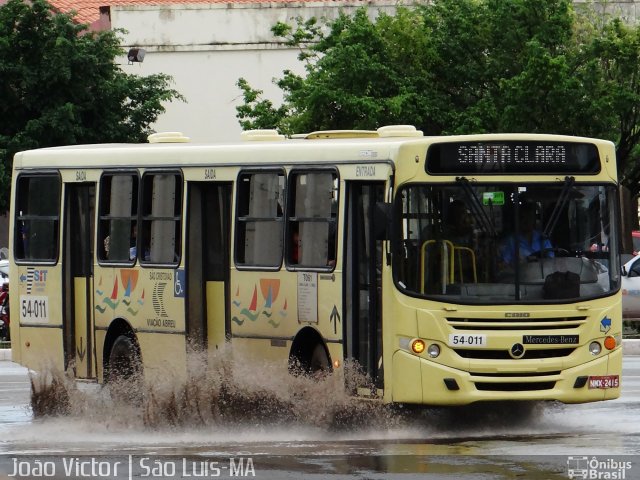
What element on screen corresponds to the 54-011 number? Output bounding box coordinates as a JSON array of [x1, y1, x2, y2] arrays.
[[448, 334, 487, 347], [19, 295, 49, 323]]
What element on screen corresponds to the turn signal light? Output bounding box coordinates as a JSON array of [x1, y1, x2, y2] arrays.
[[604, 336, 616, 350], [411, 339, 426, 354], [333, 359, 341, 369]]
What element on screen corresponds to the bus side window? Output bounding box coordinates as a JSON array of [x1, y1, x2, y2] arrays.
[[98, 173, 138, 263], [235, 171, 285, 268], [14, 174, 61, 262], [140, 172, 182, 265], [287, 170, 338, 269]]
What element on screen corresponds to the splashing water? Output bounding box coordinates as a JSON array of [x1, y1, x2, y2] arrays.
[[28, 350, 398, 433], [20, 351, 637, 455]]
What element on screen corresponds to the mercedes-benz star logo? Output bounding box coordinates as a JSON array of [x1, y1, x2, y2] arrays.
[[510, 343, 525, 359]]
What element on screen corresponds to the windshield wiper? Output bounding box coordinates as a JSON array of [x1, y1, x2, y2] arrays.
[[542, 176, 575, 239], [456, 177, 497, 238]]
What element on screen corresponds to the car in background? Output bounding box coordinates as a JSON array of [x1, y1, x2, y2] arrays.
[[622, 254, 640, 320], [633, 231, 640, 256]]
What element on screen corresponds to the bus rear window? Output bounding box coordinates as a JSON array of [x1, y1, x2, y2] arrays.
[[14, 174, 61, 262]]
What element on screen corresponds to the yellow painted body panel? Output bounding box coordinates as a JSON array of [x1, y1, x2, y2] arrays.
[[73, 277, 93, 378], [391, 351, 423, 403], [15, 328, 65, 373], [206, 281, 227, 352], [12, 264, 65, 372], [137, 332, 187, 384]]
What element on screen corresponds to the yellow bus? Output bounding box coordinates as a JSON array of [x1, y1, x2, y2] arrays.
[[9, 126, 622, 405]]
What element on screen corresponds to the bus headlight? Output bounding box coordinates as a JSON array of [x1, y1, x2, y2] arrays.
[[427, 344, 441, 358], [589, 341, 601, 356], [411, 339, 426, 354]]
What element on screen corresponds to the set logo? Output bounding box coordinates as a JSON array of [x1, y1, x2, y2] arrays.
[[19, 268, 49, 294]]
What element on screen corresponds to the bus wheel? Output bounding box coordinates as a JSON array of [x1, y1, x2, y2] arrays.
[[107, 334, 142, 403], [309, 343, 330, 376]]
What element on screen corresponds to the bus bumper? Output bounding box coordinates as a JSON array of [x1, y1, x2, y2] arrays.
[[391, 347, 622, 405]]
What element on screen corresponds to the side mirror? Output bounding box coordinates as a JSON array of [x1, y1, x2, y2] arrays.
[[622, 266, 628, 277], [373, 202, 392, 240]]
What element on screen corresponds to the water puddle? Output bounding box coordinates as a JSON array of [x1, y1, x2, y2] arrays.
[[1, 352, 636, 456]]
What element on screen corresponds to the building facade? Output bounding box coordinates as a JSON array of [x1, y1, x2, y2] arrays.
[[109, 1, 398, 142]]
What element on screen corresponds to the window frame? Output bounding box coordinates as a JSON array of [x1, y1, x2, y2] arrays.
[[139, 169, 184, 268], [234, 168, 286, 271], [285, 167, 340, 272], [13, 171, 62, 265], [97, 170, 140, 266]]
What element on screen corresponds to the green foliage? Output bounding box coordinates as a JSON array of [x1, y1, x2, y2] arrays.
[[0, 0, 182, 210], [236, 0, 640, 196]]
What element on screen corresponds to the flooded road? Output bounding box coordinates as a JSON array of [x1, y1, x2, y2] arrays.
[[0, 357, 638, 479]]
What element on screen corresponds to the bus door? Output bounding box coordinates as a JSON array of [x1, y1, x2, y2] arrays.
[[345, 182, 385, 389], [185, 182, 232, 352], [63, 183, 96, 378]]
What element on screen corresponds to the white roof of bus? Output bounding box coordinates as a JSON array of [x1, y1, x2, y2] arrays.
[[12, 130, 614, 170], [12, 136, 418, 169]]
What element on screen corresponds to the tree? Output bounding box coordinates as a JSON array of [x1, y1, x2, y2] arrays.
[[586, 18, 640, 192], [0, 0, 183, 210], [235, 0, 640, 197]]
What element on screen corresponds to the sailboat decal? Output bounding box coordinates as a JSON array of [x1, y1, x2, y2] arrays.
[[233, 285, 241, 307], [240, 285, 259, 321], [249, 286, 257, 311], [280, 298, 288, 318], [265, 286, 272, 308], [100, 278, 119, 310], [96, 276, 104, 296]]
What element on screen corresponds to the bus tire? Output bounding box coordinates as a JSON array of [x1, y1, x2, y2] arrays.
[[107, 334, 142, 403], [309, 343, 330, 375]]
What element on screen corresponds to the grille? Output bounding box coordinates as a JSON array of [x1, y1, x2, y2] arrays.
[[474, 381, 556, 391], [469, 371, 561, 377], [454, 348, 575, 360], [447, 316, 587, 331]]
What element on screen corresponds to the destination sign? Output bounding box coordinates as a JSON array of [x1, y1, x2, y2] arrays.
[[426, 141, 600, 174]]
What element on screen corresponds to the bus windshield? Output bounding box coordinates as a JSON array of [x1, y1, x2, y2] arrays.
[[394, 181, 620, 304]]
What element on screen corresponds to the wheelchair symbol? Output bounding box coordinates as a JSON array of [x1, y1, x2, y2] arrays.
[[174, 270, 185, 297]]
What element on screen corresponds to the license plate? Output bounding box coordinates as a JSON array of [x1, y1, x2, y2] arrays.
[[588, 375, 620, 389], [448, 334, 487, 348]]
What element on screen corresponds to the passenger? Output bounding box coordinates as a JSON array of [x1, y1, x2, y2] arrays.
[[499, 202, 553, 264], [442, 199, 473, 246]]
